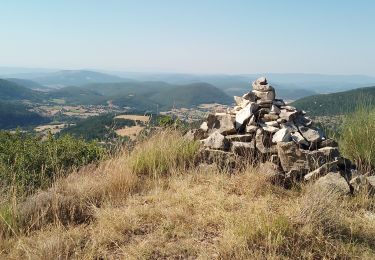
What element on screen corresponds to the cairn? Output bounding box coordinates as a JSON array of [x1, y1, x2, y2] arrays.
[[187, 77, 360, 190]]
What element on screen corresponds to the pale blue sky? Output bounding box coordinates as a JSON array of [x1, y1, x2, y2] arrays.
[[1, 0, 374, 75]]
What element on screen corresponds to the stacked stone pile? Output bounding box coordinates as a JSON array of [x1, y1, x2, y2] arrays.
[[186, 77, 374, 194]]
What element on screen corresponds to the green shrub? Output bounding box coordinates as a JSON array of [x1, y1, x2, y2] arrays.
[[339, 106, 375, 171], [0, 131, 106, 193]]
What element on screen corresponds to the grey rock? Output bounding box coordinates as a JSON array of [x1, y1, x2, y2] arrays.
[[202, 131, 230, 150], [291, 132, 309, 146], [206, 114, 236, 135], [314, 172, 351, 196], [262, 125, 279, 133], [277, 141, 307, 172], [279, 109, 300, 121], [263, 113, 279, 121], [319, 139, 338, 148], [252, 89, 275, 101], [184, 129, 207, 141], [242, 92, 257, 102], [304, 161, 339, 181], [273, 99, 285, 106], [226, 134, 253, 142], [271, 105, 281, 114], [256, 128, 278, 154], [246, 124, 258, 133], [272, 128, 291, 143], [231, 140, 256, 157], [299, 126, 322, 143]]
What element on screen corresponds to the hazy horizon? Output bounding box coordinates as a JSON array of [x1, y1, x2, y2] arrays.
[[1, 1, 375, 76]]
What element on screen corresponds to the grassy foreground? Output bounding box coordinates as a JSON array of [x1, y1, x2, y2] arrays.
[[1, 130, 375, 259]]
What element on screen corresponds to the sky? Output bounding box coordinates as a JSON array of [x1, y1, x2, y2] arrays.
[[1, 0, 374, 75]]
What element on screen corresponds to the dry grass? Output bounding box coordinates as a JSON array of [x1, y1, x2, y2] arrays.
[[1, 130, 375, 259]]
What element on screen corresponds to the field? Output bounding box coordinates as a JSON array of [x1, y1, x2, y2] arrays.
[[115, 125, 145, 140], [114, 114, 150, 122]]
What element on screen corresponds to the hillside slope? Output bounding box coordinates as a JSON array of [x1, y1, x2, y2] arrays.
[[292, 86, 375, 116], [1, 131, 374, 259], [0, 79, 42, 101]]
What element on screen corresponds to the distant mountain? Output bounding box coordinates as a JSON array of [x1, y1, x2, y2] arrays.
[[292, 86, 375, 116], [5, 78, 49, 90], [47, 86, 104, 105], [31, 70, 132, 88], [0, 101, 49, 129], [83, 81, 232, 110], [0, 79, 42, 101], [107, 71, 375, 96]]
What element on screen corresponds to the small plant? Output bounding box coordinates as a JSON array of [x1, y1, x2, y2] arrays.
[[129, 130, 200, 178], [339, 105, 375, 172]]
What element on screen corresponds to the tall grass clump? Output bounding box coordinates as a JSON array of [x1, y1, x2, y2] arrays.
[[129, 130, 200, 177], [339, 105, 375, 171]]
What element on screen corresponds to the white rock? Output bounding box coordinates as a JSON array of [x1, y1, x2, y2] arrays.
[[200, 122, 208, 131], [272, 128, 291, 143], [265, 121, 279, 127], [203, 131, 230, 150], [235, 102, 259, 129], [262, 125, 279, 133]]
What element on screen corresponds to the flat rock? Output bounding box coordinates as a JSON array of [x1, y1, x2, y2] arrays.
[[263, 113, 279, 121], [319, 139, 338, 148], [231, 140, 256, 157], [252, 89, 275, 101], [299, 126, 322, 143], [235, 102, 259, 129], [314, 172, 351, 196], [265, 121, 279, 127], [245, 125, 258, 133], [202, 131, 230, 150], [206, 114, 236, 135], [304, 161, 339, 181], [226, 134, 253, 142], [279, 109, 300, 121], [272, 128, 291, 143], [262, 125, 279, 133], [291, 132, 309, 146]]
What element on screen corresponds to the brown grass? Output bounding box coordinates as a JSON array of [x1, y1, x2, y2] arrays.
[[1, 130, 375, 259]]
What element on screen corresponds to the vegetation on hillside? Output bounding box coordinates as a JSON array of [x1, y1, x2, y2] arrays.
[[0, 131, 105, 194], [0, 130, 374, 258], [339, 106, 375, 171], [0, 101, 49, 129], [292, 86, 375, 116]]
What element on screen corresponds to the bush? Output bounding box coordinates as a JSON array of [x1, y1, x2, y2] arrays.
[[0, 131, 106, 193], [129, 130, 200, 178], [339, 105, 375, 171]]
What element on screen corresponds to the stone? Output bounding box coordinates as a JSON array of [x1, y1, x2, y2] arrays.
[[291, 132, 309, 146], [257, 100, 273, 108], [279, 109, 300, 121], [259, 161, 284, 184], [277, 141, 307, 172], [206, 114, 236, 135], [226, 134, 253, 142], [273, 99, 285, 106], [314, 172, 351, 196], [280, 122, 298, 132], [202, 131, 230, 150], [255, 76, 268, 85], [294, 115, 312, 127], [234, 96, 250, 108], [231, 141, 256, 157], [286, 161, 310, 181], [265, 121, 279, 127], [200, 122, 208, 131], [350, 176, 375, 196], [304, 161, 339, 181], [302, 147, 340, 171], [262, 125, 279, 133], [256, 129, 277, 154], [298, 126, 322, 143], [252, 89, 275, 101], [272, 128, 291, 143], [242, 92, 257, 102], [319, 139, 338, 148], [184, 129, 207, 141], [197, 149, 237, 170], [235, 102, 259, 129], [271, 105, 281, 114], [246, 125, 258, 133], [263, 113, 279, 121]]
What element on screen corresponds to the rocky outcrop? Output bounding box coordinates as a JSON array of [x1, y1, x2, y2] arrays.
[[190, 77, 371, 196]]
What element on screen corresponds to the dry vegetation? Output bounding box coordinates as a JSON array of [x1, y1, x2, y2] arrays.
[[1, 130, 375, 259]]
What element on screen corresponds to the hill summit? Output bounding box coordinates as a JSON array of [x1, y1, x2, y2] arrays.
[[187, 77, 373, 193]]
